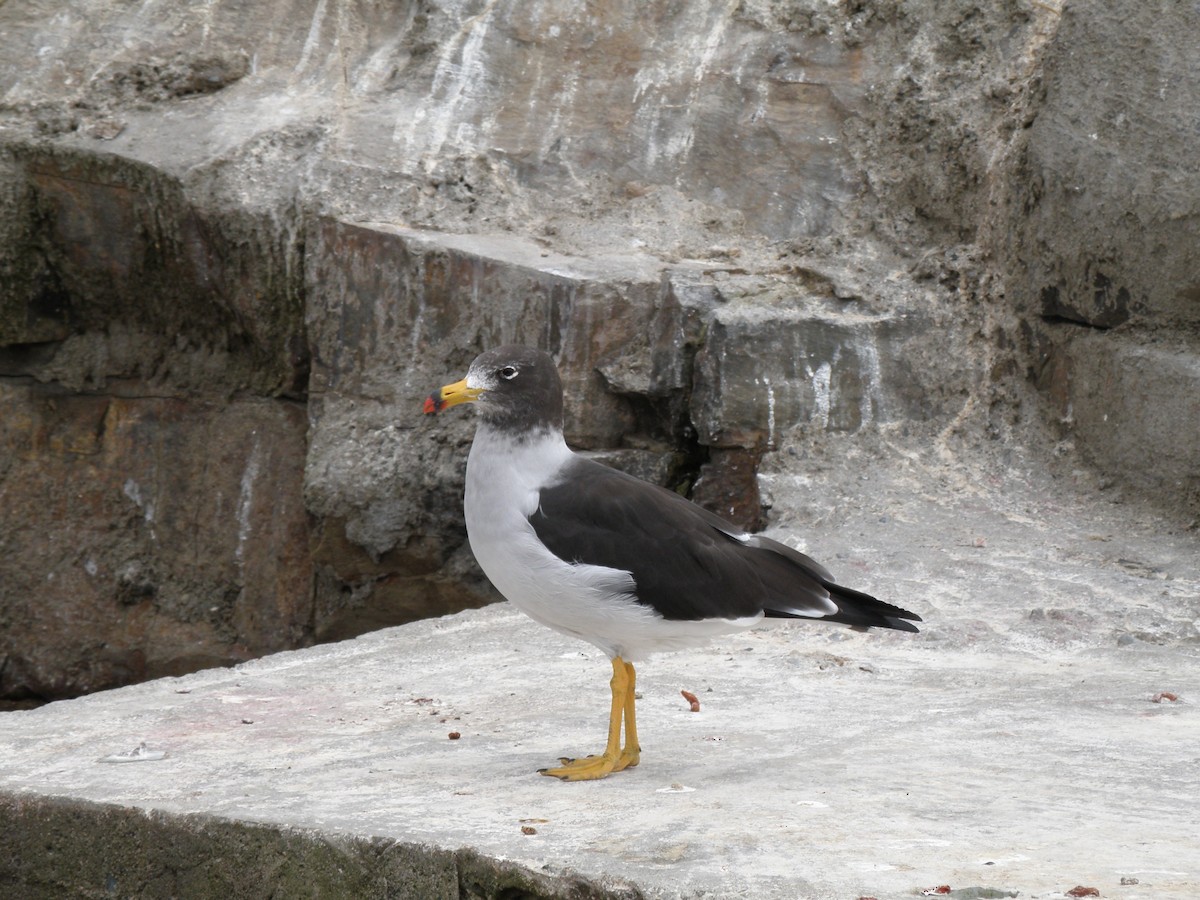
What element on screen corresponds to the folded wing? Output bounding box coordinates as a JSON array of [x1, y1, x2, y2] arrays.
[[530, 457, 920, 632]]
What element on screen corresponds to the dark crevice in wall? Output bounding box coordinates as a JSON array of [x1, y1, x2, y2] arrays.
[[1039, 314, 1112, 331]]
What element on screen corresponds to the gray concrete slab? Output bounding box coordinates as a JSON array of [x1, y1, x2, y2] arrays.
[[2, 444, 1199, 899]]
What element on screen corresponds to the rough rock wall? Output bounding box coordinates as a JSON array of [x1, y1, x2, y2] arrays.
[[1, 0, 1196, 700], [1008, 2, 1200, 332], [996, 1, 1200, 511]]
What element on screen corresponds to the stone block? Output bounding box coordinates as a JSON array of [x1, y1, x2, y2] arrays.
[[1041, 329, 1200, 514], [1010, 1, 1200, 331], [690, 448, 767, 533], [3, 149, 306, 396], [0, 383, 311, 700], [692, 296, 927, 450]]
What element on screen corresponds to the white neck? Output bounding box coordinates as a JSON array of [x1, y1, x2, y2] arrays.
[[465, 423, 575, 522]]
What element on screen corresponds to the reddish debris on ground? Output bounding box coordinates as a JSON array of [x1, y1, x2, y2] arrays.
[[921, 887, 952, 896], [447, 731, 461, 740], [1151, 692, 1179, 703], [681, 689, 701, 712], [1066, 887, 1100, 898]]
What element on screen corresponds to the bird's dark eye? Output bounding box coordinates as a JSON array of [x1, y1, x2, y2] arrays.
[[499, 366, 519, 380]]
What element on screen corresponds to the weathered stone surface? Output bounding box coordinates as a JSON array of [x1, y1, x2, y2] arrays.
[[0, 0, 890, 249], [1007, 0, 1200, 332], [0, 140, 310, 700], [305, 222, 669, 445], [385, 3, 882, 241], [690, 448, 767, 532], [0, 382, 311, 700], [1036, 330, 1200, 513], [691, 291, 942, 449], [992, 0, 1200, 511], [3, 149, 308, 394]]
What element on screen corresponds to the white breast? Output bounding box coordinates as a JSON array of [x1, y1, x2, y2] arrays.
[[463, 425, 762, 660]]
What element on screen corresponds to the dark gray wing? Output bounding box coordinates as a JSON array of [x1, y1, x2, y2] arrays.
[[529, 457, 920, 627]]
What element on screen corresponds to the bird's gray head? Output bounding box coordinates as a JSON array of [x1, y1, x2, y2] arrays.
[[424, 345, 564, 435]]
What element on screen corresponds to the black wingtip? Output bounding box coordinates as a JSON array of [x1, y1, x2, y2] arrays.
[[783, 582, 923, 633], [880, 616, 921, 633]]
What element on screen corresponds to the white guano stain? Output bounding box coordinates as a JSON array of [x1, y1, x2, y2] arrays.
[[806, 361, 832, 430], [636, 1, 736, 169], [235, 437, 263, 567], [395, 0, 500, 171], [764, 377, 777, 449], [123, 478, 155, 524], [855, 331, 885, 426], [693, 3, 733, 83], [410, 291, 427, 354], [294, 0, 328, 76]]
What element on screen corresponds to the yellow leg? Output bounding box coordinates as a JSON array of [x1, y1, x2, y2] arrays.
[[539, 656, 641, 781], [620, 659, 640, 769]]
